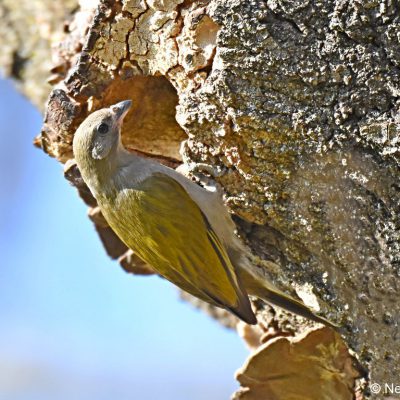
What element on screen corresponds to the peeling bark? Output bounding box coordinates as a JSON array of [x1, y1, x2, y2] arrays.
[[2, 0, 400, 398], [234, 328, 361, 400]]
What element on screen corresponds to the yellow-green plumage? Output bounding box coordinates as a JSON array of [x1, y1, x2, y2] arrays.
[[72, 100, 337, 328], [99, 172, 255, 323]]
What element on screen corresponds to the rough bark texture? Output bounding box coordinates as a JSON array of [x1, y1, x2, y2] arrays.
[[0, 0, 80, 109], [2, 0, 400, 398]]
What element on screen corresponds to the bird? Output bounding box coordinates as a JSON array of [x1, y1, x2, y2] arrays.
[[72, 99, 336, 328]]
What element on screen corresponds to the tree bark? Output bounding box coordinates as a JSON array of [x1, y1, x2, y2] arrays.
[[3, 0, 400, 398]]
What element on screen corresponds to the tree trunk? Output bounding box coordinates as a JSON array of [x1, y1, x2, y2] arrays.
[[3, 0, 400, 398]]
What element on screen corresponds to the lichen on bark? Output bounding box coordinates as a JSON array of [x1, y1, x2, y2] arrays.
[[2, 0, 400, 398]]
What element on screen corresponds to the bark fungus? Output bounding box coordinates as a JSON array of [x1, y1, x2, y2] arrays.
[[2, 0, 400, 398]]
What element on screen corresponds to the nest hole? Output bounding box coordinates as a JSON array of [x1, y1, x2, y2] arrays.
[[101, 75, 186, 161]]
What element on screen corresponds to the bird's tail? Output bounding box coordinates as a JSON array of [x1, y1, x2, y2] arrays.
[[255, 285, 338, 328], [240, 267, 338, 329]]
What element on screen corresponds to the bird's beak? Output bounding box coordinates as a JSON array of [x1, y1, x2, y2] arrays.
[[110, 100, 132, 124]]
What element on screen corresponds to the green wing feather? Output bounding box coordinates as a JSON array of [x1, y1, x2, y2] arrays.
[[102, 172, 256, 324]]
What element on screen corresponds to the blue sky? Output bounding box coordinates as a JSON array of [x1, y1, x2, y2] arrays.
[[0, 78, 248, 400]]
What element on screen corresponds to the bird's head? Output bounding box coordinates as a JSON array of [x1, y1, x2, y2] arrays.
[[73, 100, 132, 163]]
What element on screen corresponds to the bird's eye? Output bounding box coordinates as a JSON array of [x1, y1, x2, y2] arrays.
[[97, 123, 109, 135]]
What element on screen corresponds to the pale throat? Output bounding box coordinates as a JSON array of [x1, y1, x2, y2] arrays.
[[81, 147, 122, 199]]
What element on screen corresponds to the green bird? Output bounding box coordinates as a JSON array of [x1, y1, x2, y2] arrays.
[[73, 100, 336, 327]]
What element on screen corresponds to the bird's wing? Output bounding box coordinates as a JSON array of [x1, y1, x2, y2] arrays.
[[119, 172, 256, 324]]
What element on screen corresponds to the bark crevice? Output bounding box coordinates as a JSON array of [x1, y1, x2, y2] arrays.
[[2, 0, 399, 398]]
